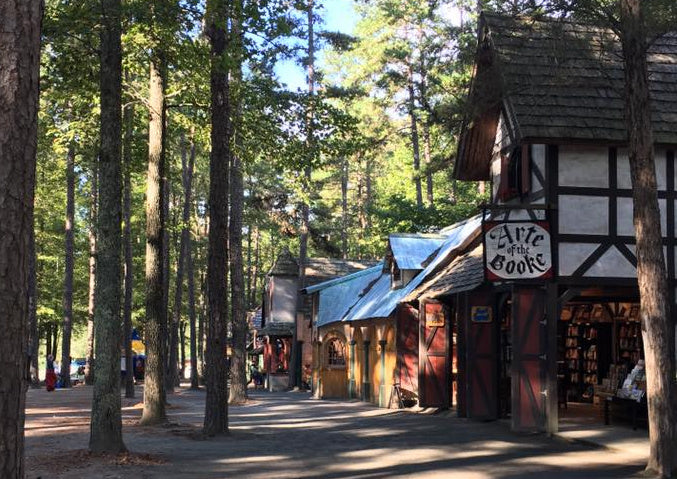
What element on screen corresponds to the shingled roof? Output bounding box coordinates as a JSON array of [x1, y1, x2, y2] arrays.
[[414, 245, 485, 301], [456, 12, 677, 180], [303, 258, 378, 288]]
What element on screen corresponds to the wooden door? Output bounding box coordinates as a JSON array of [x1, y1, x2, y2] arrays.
[[511, 287, 547, 431], [466, 292, 498, 419], [396, 306, 418, 396], [418, 300, 450, 408]]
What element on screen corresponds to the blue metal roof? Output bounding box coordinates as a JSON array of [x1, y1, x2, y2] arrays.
[[388, 234, 447, 270], [344, 215, 482, 322], [316, 264, 383, 328], [303, 262, 383, 294]]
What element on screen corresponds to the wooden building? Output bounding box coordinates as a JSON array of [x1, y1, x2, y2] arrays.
[[259, 249, 375, 390], [303, 219, 480, 408], [419, 13, 677, 433]]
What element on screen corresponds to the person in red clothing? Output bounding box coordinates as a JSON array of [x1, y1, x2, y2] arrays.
[[45, 354, 57, 391]]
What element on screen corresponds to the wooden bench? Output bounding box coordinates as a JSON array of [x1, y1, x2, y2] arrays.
[[604, 395, 647, 430]]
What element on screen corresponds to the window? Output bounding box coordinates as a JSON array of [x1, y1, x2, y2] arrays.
[[391, 263, 403, 289], [327, 338, 346, 367], [498, 145, 530, 201]]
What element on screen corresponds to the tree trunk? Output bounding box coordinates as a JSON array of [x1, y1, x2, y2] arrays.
[[188, 234, 199, 389], [123, 100, 135, 399], [89, 0, 126, 454], [245, 221, 252, 307], [620, 2, 677, 476], [28, 219, 40, 388], [365, 156, 373, 229], [293, 0, 315, 390], [170, 129, 196, 392], [250, 227, 260, 308], [180, 321, 187, 380], [164, 156, 174, 392], [141, 56, 168, 425], [198, 270, 206, 381], [423, 120, 433, 207], [51, 325, 58, 362], [0, 2, 41, 474], [341, 157, 348, 259], [46, 325, 52, 358], [185, 132, 199, 390], [204, 0, 231, 436], [60, 143, 76, 388], [230, 3, 247, 403], [85, 160, 98, 385], [407, 64, 423, 209]]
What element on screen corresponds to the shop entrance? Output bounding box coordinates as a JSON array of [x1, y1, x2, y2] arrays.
[[557, 293, 646, 430]]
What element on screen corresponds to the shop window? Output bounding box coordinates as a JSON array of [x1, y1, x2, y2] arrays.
[[497, 145, 530, 201], [327, 338, 346, 367], [391, 263, 403, 289]]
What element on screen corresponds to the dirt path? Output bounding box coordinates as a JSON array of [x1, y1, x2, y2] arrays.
[[25, 385, 648, 478]]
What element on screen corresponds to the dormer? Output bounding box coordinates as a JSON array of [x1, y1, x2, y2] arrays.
[[385, 234, 446, 290]]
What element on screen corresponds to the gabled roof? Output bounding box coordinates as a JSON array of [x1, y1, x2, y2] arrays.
[[302, 262, 384, 295], [414, 245, 485, 301], [315, 265, 383, 328], [268, 248, 299, 276], [345, 215, 482, 322], [387, 234, 447, 271], [304, 258, 378, 287], [456, 12, 677, 180]]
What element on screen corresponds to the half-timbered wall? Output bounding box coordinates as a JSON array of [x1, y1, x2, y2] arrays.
[[554, 145, 676, 283], [487, 127, 677, 283]]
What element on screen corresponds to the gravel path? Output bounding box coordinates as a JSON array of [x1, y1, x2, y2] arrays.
[[24, 385, 649, 478]]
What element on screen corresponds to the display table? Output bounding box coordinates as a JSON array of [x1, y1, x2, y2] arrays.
[[604, 396, 647, 430]]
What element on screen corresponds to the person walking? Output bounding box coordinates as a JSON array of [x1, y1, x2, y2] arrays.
[[45, 354, 57, 391]]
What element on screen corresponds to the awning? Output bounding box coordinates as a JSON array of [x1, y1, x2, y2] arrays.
[[417, 245, 485, 300], [256, 324, 293, 337]]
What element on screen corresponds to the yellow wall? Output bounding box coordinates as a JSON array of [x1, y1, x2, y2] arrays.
[[384, 326, 397, 405]]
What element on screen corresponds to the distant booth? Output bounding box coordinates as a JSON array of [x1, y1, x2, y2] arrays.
[[260, 250, 298, 391]]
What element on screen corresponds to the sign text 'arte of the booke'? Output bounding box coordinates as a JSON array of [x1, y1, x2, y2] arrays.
[[484, 221, 552, 281]]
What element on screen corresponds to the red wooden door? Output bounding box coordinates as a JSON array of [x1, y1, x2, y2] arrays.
[[511, 287, 546, 431], [396, 306, 419, 395], [418, 301, 450, 408], [466, 293, 498, 419]]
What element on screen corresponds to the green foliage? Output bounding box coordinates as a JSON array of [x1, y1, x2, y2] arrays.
[[36, 0, 490, 357]]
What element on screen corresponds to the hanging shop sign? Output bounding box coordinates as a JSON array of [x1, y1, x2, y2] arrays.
[[484, 221, 552, 281], [425, 302, 445, 327]]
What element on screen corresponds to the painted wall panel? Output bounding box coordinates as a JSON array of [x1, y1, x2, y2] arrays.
[[491, 155, 501, 202], [531, 144, 546, 204], [558, 145, 608, 188], [583, 246, 636, 278], [271, 277, 298, 324], [618, 198, 667, 237], [558, 243, 598, 276], [559, 195, 608, 235]]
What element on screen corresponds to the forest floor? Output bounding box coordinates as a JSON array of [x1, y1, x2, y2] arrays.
[[24, 384, 651, 478]]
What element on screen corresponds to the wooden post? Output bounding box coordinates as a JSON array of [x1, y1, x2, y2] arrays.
[[348, 339, 356, 399], [545, 283, 559, 435], [362, 340, 371, 401], [379, 339, 387, 407]]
